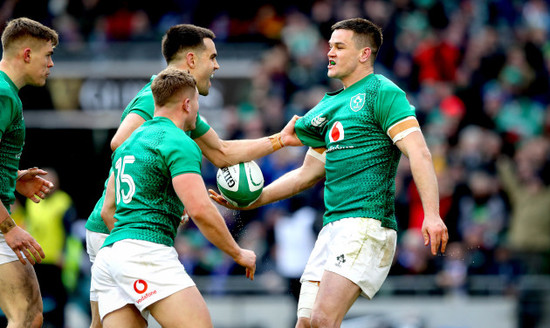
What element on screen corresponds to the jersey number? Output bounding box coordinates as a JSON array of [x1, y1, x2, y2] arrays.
[[115, 155, 136, 204]]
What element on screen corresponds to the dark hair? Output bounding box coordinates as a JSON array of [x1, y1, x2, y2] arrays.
[[152, 67, 197, 106], [331, 18, 383, 61], [2, 17, 58, 51], [161, 24, 215, 64]]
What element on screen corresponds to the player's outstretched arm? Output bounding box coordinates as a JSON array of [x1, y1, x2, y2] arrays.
[[195, 116, 302, 168], [396, 130, 448, 255], [100, 172, 117, 231], [110, 113, 146, 151], [0, 203, 45, 265], [174, 173, 256, 280], [209, 147, 326, 210], [15, 167, 54, 203]]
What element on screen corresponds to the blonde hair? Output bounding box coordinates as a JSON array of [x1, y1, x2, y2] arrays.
[[151, 67, 197, 106]]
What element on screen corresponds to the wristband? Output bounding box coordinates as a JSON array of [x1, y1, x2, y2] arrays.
[[16, 170, 25, 181], [0, 218, 16, 234], [269, 133, 285, 151]]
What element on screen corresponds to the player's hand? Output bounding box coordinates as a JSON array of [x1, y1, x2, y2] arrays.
[[234, 248, 256, 281], [4, 226, 45, 265], [208, 189, 242, 210], [280, 115, 303, 147], [180, 210, 190, 227], [15, 167, 54, 203], [421, 215, 449, 256]]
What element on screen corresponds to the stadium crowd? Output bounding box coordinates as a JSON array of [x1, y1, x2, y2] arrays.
[[2, 0, 550, 327]]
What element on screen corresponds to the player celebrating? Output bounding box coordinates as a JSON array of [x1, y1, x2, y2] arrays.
[[92, 68, 256, 328], [0, 17, 57, 328], [210, 18, 448, 328], [85, 24, 299, 328]]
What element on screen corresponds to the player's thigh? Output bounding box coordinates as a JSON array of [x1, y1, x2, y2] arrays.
[[103, 304, 146, 328], [0, 260, 42, 319], [148, 286, 212, 328], [312, 271, 361, 326]]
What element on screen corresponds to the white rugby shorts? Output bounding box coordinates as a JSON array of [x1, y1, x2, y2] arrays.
[[301, 217, 397, 299], [86, 229, 109, 263], [86, 229, 109, 301], [91, 239, 195, 321], [0, 234, 22, 265]]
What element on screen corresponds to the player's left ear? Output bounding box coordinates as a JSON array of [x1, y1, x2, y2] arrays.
[[359, 47, 371, 64]]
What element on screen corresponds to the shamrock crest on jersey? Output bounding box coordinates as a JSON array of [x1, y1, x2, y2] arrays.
[[350, 93, 365, 112]]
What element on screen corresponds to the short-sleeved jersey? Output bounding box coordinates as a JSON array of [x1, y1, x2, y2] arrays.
[[103, 117, 202, 247], [295, 74, 415, 230], [85, 75, 211, 234], [0, 71, 24, 211]]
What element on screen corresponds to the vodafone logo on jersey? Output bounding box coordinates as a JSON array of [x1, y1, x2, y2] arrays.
[[329, 121, 345, 143], [134, 279, 148, 294]]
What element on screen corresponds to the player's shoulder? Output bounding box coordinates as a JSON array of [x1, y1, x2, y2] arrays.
[[374, 74, 406, 95], [0, 78, 16, 100]]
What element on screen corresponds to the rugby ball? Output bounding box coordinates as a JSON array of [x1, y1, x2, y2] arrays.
[[216, 161, 264, 207]]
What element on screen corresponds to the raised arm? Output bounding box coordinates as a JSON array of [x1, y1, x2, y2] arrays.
[[395, 130, 448, 255], [210, 147, 326, 210], [173, 173, 256, 280], [195, 115, 302, 168], [110, 113, 146, 151]]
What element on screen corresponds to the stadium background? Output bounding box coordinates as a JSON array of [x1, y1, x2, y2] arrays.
[[2, 0, 550, 327]]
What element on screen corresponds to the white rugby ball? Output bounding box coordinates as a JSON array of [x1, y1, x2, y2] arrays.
[[216, 161, 264, 207]]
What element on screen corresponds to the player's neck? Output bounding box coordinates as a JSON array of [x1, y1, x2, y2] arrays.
[[155, 108, 185, 130], [0, 60, 24, 89], [341, 67, 374, 89], [167, 62, 192, 76]]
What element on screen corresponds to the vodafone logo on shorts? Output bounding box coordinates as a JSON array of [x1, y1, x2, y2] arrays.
[[134, 279, 148, 294], [329, 121, 344, 143]]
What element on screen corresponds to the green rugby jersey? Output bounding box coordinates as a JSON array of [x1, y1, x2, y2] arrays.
[[0, 71, 24, 212], [295, 74, 415, 230], [103, 117, 202, 247], [85, 75, 210, 234]]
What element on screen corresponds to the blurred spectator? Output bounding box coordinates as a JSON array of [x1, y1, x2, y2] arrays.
[[497, 138, 550, 274], [435, 241, 468, 296], [391, 229, 437, 276], [25, 168, 77, 328], [273, 206, 317, 301], [457, 170, 507, 251]]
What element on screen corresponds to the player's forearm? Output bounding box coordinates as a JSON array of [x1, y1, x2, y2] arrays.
[[203, 136, 284, 168], [409, 147, 440, 217], [191, 204, 241, 259], [101, 173, 117, 231], [252, 168, 320, 209]]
